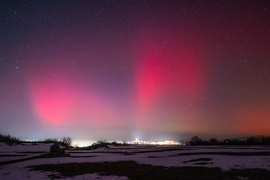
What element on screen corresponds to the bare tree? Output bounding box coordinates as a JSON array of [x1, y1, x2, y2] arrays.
[[62, 137, 72, 147]]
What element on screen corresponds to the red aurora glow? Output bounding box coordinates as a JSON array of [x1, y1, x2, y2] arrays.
[[135, 35, 206, 110], [2, 1, 270, 141]]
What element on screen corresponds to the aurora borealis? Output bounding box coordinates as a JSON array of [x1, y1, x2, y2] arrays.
[[1, 1, 270, 141]]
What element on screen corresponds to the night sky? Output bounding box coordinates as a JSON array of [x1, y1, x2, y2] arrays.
[[1, 1, 270, 142]]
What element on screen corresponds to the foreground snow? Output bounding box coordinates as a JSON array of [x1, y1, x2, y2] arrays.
[[0, 143, 270, 179]]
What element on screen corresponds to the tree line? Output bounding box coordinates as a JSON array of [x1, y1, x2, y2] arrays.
[[188, 136, 270, 145], [0, 134, 72, 147]]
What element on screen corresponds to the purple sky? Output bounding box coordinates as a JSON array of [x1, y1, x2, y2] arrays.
[[1, 1, 270, 141]]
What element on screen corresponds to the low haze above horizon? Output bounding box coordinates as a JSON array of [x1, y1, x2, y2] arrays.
[[1, 0, 270, 142]]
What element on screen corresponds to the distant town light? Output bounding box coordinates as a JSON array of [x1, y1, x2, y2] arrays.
[[129, 139, 181, 145]]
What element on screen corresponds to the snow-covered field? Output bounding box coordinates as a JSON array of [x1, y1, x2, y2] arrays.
[[0, 143, 270, 179]]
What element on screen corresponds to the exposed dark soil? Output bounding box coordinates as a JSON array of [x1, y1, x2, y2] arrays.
[[0, 154, 27, 157], [0, 153, 70, 166], [170, 151, 270, 157], [185, 158, 212, 162], [28, 161, 270, 180]]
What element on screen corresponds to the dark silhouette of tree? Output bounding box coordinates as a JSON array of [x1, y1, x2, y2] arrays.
[[0, 134, 21, 145], [190, 136, 202, 145], [246, 137, 262, 145], [191, 136, 201, 142], [61, 137, 72, 147], [262, 137, 270, 145], [209, 138, 218, 145]]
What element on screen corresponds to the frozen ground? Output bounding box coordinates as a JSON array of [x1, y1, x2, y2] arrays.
[[0, 143, 270, 179]]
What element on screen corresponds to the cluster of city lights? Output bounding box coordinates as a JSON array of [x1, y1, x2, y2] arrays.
[[126, 138, 181, 145]]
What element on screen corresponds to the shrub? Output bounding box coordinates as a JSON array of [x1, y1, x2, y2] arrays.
[[42, 138, 58, 143], [80, 140, 110, 150], [91, 141, 109, 149]]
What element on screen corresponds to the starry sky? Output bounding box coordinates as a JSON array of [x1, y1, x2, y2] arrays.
[[1, 0, 270, 142]]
